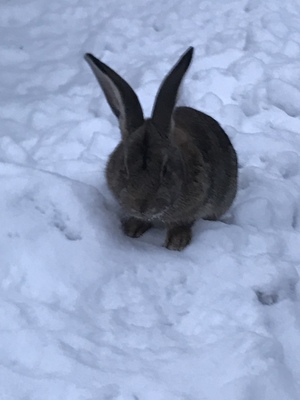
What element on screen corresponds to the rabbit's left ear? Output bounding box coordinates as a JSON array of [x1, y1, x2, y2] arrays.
[[84, 53, 144, 139], [151, 47, 194, 136]]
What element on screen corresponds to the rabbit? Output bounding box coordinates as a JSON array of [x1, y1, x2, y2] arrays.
[[84, 47, 238, 251]]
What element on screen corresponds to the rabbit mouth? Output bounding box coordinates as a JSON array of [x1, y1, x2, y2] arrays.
[[130, 208, 167, 221], [145, 211, 165, 221]]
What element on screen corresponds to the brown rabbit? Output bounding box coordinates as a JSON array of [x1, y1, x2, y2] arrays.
[[84, 47, 237, 250]]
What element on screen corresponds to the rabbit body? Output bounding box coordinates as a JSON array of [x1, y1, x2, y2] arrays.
[[85, 48, 237, 250]]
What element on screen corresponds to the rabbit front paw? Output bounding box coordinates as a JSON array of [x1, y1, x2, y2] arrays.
[[122, 217, 152, 238], [165, 224, 192, 251]]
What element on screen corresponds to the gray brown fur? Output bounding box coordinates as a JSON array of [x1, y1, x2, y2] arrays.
[[84, 47, 238, 250]]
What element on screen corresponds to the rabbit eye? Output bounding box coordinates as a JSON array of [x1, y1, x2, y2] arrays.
[[160, 163, 168, 180], [160, 153, 169, 180]]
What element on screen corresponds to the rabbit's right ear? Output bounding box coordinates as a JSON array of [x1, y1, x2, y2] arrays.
[[84, 53, 144, 139]]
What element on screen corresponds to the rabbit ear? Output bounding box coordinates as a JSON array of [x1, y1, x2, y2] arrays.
[[84, 53, 144, 139], [151, 47, 194, 135]]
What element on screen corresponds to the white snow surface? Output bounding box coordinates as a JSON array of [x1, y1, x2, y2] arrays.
[[1, 0, 300, 398]]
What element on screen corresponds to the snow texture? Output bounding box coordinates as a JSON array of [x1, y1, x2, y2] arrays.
[[1, 0, 300, 399]]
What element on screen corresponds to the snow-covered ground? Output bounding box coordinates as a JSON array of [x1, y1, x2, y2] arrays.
[[1, 0, 300, 398]]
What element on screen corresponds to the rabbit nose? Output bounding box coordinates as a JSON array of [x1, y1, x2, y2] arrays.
[[139, 200, 148, 214]]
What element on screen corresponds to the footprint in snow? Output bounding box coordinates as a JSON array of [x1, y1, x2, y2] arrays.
[[255, 279, 298, 306], [30, 196, 82, 241], [52, 208, 82, 241]]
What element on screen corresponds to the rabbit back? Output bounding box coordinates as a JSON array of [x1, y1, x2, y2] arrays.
[[172, 106, 238, 221]]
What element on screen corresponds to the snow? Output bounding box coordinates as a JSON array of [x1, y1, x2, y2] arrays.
[[1, 0, 300, 398]]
